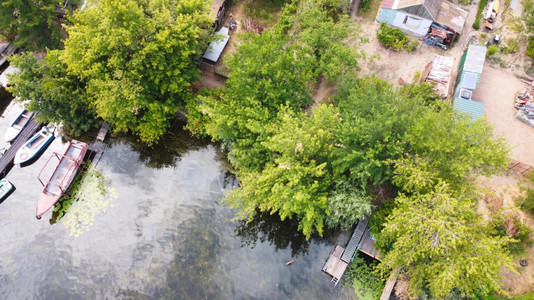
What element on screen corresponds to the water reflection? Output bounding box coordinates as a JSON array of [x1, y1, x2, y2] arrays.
[[118, 120, 211, 169], [0, 115, 355, 299], [235, 212, 343, 257]]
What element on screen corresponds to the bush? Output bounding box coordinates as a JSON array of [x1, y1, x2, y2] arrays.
[[344, 254, 384, 299], [519, 171, 534, 214], [377, 23, 418, 52], [358, 0, 373, 13], [527, 36, 534, 63], [473, 0, 488, 30], [487, 44, 499, 56], [501, 38, 520, 54]]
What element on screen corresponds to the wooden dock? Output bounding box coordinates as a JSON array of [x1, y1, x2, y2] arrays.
[[322, 245, 348, 286], [380, 271, 398, 300], [322, 216, 386, 288], [0, 116, 40, 178], [89, 123, 110, 165], [359, 227, 381, 260]]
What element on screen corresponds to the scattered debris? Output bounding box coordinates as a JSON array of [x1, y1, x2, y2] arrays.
[[515, 81, 534, 128], [286, 259, 295, 265], [243, 17, 263, 34]]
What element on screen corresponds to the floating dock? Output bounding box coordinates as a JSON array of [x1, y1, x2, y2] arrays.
[[322, 245, 348, 286]]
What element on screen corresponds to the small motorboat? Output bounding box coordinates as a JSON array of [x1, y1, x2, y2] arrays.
[[14, 126, 54, 165], [36, 140, 88, 219], [0, 179, 14, 201], [4, 109, 34, 142]]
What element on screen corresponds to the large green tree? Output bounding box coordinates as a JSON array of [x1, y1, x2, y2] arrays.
[[378, 157, 516, 298], [226, 104, 339, 238], [332, 76, 509, 189], [0, 0, 65, 50], [7, 51, 99, 135], [62, 0, 211, 143]]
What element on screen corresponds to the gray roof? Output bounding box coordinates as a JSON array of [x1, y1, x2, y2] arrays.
[[464, 44, 487, 75], [203, 27, 230, 63]]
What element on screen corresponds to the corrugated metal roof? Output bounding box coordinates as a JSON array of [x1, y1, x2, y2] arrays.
[[203, 27, 230, 63], [395, 0, 423, 9], [381, 0, 396, 9], [435, 1, 467, 33], [464, 44, 487, 74], [453, 98, 485, 120]]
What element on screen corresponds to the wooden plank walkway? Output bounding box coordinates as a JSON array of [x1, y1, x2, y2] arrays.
[[0, 117, 40, 178], [89, 123, 110, 166], [341, 216, 369, 263], [380, 271, 398, 300]]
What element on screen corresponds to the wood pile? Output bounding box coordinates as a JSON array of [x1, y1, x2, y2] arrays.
[[425, 55, 454, 98], [243, 18, 263, 34]]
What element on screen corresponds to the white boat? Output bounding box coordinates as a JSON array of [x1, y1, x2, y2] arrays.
[[14, 126, 54, 165], [4, 109, 34, 142]]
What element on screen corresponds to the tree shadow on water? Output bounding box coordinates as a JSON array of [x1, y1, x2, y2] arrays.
[[234, 212, 342, 257], [115, 119, 212, 169]]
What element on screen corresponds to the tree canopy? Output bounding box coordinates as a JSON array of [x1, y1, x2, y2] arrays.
[[378, 157, 515, 298], [61, 0, 211, 143], [0, 0, 66, 50], [8, 51, 99, 135]]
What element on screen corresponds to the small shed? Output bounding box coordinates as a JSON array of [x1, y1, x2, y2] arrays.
[[203, 27, 230, 63], [453, 44, 487, 101], [377, 0, 467, 38]]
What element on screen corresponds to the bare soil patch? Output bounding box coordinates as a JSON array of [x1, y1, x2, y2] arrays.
[[477, 173, 534, 295]]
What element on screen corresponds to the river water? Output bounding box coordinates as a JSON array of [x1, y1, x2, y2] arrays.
[[0, 99, 355, 299]]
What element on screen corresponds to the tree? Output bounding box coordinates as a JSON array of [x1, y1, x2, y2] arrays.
[[332, 76, 509, 189], [225, 104, 340, 238], [7, 51, 100, 135], [187, 0, 363, 171], [0, 0, 65, 50], [378, 163, 516, 298], [62, 0, 211, 144]]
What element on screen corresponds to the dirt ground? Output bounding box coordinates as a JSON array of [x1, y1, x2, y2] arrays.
[[477, 173, 534, 295], [473, 66, 534, 166]]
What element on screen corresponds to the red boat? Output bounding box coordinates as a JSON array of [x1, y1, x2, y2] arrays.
[[36, 140, 88, 219]]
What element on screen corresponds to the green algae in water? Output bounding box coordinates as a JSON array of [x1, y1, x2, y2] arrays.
[[54, 163, 117, 237]]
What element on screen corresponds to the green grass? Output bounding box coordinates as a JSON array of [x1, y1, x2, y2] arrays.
[[357, 0, 381, 22], [241, 0, 287, 27], [473, 0, 488, 29]]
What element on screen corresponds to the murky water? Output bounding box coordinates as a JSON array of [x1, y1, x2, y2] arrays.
[[0, 97, 356, 299]]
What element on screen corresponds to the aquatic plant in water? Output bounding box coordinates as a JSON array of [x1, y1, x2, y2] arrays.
[[54, 163, 117, 237]]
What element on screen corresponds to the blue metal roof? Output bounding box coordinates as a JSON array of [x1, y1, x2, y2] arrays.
[[453, 98, 485, 120]]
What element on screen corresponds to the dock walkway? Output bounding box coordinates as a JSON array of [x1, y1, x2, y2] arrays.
[[322, 216, 392, 292], [89, 123, 109, 165], [341, 217, 369, 263], [0, 117, 40, 178]]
